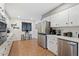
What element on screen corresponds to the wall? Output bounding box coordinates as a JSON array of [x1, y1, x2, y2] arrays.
[[52, 27, 79, 38], [31, 21, 38, 39], [61, 27, 79, 38], [8, 17, 41, 40]]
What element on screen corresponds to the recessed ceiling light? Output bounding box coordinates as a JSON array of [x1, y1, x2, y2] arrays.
[[17, 16, 20, 18]]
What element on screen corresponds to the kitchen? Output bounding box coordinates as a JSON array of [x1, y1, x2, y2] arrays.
[[0, 3, 79, 56]]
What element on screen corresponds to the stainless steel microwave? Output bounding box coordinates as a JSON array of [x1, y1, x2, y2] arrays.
[[0, 22, 7, 32]]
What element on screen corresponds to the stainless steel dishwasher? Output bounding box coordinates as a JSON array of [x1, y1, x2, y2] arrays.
[[58, 38, 78, 56]]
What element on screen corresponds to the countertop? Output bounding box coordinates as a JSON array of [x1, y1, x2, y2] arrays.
[[7, 33, 13, 39], [47, 35, 79, 43]]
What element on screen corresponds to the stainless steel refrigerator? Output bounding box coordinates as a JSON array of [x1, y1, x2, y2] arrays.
[[37, 21, 50, 48]]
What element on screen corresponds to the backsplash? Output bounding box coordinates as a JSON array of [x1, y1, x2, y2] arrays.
[[52, 27, 79, 38]]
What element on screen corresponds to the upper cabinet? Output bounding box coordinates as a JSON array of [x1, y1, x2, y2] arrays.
[[0, 3, 10, 24], [51, 4, 79, 27], [51, 13, 58, 27], [68, 5, 79, 26], [51, 9, 69, 27], [57, 9, 69, 27], [0, 3, 5, 12]]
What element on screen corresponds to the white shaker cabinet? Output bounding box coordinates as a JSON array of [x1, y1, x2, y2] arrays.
[[51, 9, 69, 27], [0, 46, 5, 56], [53, 12, 62, 27], [51, 4, 79, 27], [68, 5, 79, 26], [0, 33, 13, 56], [78, 43, 79, 56], [57, 9, 69, 27], [47, 35, 58, 55], [50, 15, 55, 27], [0, 3, 5, 11], [51, 14, 59, 27]]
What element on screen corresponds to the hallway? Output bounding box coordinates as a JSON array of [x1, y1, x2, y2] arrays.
[[9, 39, 55, 56]]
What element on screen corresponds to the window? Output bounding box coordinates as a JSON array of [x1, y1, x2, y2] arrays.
[[22, 22, 32, 32]]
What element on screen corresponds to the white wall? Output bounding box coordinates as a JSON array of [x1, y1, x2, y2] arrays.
[[8, 17, 41, 40], [31, 21, 38, 39], [52, 27, 79, 38]]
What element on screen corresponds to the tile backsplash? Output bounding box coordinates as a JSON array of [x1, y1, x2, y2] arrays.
[[53, 27, 79, 38]]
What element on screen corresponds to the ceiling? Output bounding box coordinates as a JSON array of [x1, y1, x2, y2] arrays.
[[5, 3, 61, 20]]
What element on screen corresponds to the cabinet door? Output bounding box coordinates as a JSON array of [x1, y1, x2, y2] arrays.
[[47, 36, 54, 53], [51, 15, 55, 27], [0, 4, 5, 11], [47, 36, 58, 55], [57, 10, 69, 27], [52, 37, 58, 55], [51, 9, 68, 27], [51, 14, 58, 27], [69, 5, 79, 26]]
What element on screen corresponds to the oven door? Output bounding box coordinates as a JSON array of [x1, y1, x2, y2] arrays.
[[0, 22, 7, 32]]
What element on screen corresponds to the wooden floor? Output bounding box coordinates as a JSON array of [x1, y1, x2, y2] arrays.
[[9, 39, 55, 56]]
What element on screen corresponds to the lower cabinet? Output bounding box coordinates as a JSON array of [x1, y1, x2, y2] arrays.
[[47, 35, 58, 55], [4, 41, 13, 56], [0, 47, 5, 56], [0, 40, 13, 56], [78, 44, 79, 56], [0, 34, 13, 56]]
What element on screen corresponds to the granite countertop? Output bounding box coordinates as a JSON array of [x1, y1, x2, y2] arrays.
[[7, 33, 13, 40], [47, 35, 79, 43]]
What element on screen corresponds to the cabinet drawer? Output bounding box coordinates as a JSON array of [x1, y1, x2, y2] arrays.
[[0, 48, 5, 56]]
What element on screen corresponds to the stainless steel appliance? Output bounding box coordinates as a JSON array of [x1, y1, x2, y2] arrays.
[[63, 32, 73, 37], [49, 27, 56, 35], [58, 38, 78, 56], [56, 30, 61, 35], [37, 21, 50, 48], [38, 34, 47, 48], [0, 22, 7, 32], [0, 33, 7, 45], [0, 14, 7, 45]]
